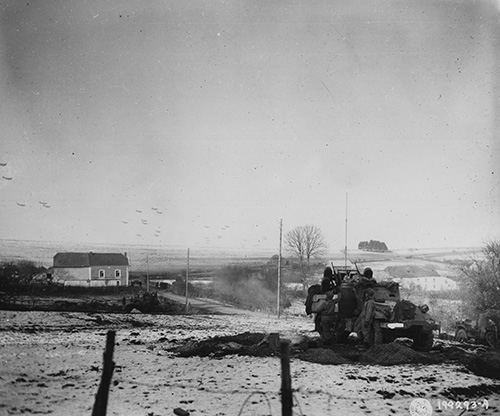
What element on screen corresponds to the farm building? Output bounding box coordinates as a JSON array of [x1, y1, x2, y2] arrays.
[[50, 252, 129, 286], [397, 275, 458, 291]]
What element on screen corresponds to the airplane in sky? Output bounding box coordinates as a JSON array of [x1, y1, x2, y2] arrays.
[[16, 202, 26, 207], [2, 176, 13, 180], [122, 221, 129, 224], [0, 162, 7, 167]]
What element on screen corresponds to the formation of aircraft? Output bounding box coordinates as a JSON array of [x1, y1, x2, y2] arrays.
[[1, 162, 13, 181], [119, 204, 171, 241], [2, 159, 174, 243], [2, 164, 55, 208]]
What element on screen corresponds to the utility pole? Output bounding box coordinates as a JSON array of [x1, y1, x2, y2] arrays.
[[277, 218, 283, 319], [345, 192, 348, 268], [185, 248, 190, 313], [146, 255, 150, 292]]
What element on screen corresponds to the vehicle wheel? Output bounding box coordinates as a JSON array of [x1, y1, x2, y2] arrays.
[[413, 329, 434, 352], [455, 328, 468, 343], [484, 330, 498, 348]]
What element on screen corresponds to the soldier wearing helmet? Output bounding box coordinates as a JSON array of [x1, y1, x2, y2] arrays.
[[363, 267, 374, 280]]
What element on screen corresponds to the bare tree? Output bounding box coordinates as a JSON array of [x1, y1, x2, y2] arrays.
[[285, 225, 327, 288]]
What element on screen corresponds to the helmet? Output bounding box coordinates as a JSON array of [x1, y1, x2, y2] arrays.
[[323, 266, 333, 279], [419, 304, 429, 313], [363, 267, 373, 279]]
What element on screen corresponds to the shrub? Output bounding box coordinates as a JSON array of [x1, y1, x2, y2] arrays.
[[460, 241, 500, 315], [0, 261, 46, 293]]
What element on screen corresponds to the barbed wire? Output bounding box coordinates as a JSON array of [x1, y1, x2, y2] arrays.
[[293, 393, 304, 416], [112, 377, 419, 416], [112, 376, 421, 402], [236, 391, 273, 416]]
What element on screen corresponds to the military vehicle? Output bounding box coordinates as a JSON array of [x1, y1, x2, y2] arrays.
[[455, 310, 499, 348], [123, 292, 162, 313], [309, 264, 439, 351]]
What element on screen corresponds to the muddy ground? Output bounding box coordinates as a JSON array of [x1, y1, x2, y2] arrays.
[[1, 310, 499, 416]]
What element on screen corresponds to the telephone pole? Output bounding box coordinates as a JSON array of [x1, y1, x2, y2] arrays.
[[345, 192, 348, 268], [277, 218, 283, 319], [146, 255, 150, 292], [185, 248, 190, 313]]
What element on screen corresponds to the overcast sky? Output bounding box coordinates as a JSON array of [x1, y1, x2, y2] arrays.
[[0, 0, 499, 253]]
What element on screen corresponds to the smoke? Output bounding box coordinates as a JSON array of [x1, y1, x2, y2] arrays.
[[214, 264, 284, 311]]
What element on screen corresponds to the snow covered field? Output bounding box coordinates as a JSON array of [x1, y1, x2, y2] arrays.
[[1, 310, 499, 416]]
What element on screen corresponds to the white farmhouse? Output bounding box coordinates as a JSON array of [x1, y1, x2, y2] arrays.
[[51, 252, 129, 286]]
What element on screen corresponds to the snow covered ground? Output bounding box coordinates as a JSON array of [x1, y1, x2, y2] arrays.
[[0, 310, 499, 416]]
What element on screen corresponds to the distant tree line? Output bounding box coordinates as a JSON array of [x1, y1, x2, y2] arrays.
[[358, 240, 388, 252], [0, 261, 47, 293]]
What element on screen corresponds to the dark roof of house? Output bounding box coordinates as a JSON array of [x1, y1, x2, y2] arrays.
[[53, 252, 129, 268]]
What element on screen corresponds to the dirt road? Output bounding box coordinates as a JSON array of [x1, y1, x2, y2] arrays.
[[160, 291, 261, 315]]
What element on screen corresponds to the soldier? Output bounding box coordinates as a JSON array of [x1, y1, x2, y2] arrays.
[[361, 267, 377, 284], [305, 283, 322, 331], [353, 267, 377, 312], [358, 288, 379, 346], [314, 267, 339, 343], [321, 266, 336, 292], [316, 290, 338, 345]]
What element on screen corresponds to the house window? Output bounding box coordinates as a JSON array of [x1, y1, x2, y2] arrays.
[[99, 269, 105, 278], [116, 281, 120, 286], [115, 269, 121, 278]]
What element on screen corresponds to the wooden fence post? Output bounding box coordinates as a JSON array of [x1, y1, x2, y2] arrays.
[[92, 330, 116, 416], [280, 339, 292, 416]]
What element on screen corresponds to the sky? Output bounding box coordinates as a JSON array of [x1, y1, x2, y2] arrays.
[[0, 0, 499, 253]]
